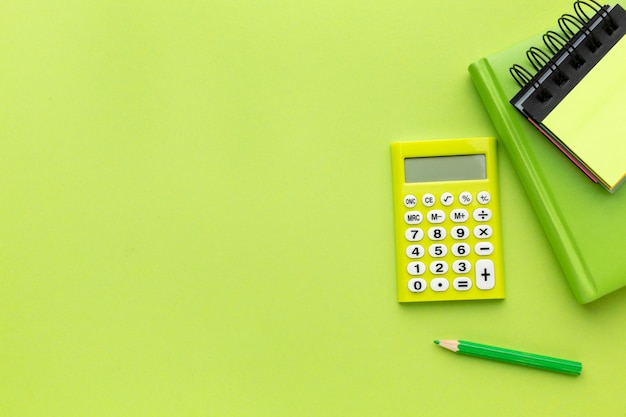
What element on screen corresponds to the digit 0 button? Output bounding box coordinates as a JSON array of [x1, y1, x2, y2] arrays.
[[408, 278, 426, 293]]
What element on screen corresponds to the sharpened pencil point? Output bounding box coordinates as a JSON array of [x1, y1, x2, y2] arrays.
[[434, 340, 440, 345]]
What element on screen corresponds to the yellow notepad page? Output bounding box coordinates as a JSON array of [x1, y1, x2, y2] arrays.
[[543, 38, 626, 189]]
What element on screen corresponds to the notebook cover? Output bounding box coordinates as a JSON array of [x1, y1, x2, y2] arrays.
[[468, 34, 626, 303]]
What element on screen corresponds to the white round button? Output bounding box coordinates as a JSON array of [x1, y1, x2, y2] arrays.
[[406, 245, 425, 259], [403, 194, 417, 208], [477, 191, 491, 204], [407, 262, 425, 276], [408, 278, 426, 293], [405, 228, 424, 241], [459, 192, 472, 205], [422, 193, 436, 207], [440, 192, 454, 206], [404, 211, 423, 224], [430, 278, 449, 292]]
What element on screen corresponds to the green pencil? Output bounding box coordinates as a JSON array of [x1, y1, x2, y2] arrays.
[[434, 339, 582, 376]]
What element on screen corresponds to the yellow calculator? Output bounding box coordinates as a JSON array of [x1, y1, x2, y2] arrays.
[[390, 137, 505, 302]]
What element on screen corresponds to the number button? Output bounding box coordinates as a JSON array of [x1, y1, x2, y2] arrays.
[[404, 211, 423, 224], [427, 210, 446, 224], [453, 260, 472, 274], [452, 243, 470, 257], [408, 278, 427, 293], [451, 226, 469, 240], [429, 244, 447, 258], [473, 208, 492, 222], [430, 261, 448, 274], [474, 225, 492, 239], [428, 227, 446, 241], [430, 278, 449, 292], [407, 262, 425, 276], [403, 194, 417, 208], [405, 228, 424, 241], [406, 244, 425, 259], [422, 193, 436, 207]]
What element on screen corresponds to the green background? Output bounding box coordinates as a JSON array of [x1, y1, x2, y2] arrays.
[[2, 1, 625, 415]]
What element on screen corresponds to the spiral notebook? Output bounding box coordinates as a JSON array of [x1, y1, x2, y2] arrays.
[[468, 1, 626, 303], [509, 1, 626, 192]]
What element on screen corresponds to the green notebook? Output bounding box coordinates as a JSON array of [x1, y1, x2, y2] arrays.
[[469, 29, 626, 303]]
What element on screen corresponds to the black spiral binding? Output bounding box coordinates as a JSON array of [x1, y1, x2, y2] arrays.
[[510, 1, 626, 122]]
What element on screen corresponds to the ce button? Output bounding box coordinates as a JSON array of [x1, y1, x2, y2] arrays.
[[408, 278, 427, 293]]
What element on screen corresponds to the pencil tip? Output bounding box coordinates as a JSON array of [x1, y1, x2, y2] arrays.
[[434, 340, 440, 345]]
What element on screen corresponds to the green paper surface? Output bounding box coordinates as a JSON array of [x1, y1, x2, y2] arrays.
[[2, 1, 626, 416]]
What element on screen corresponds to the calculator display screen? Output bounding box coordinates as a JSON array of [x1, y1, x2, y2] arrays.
[[404, 154, 486, 183]]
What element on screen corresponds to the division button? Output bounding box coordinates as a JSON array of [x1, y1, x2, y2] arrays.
[[472, 208, 492, 222]]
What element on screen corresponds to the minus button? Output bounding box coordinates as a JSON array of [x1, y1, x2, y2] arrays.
[[474, 242, 494, 255]]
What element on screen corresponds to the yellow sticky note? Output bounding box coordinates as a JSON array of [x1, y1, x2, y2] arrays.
[[543, 38, 626, 189]]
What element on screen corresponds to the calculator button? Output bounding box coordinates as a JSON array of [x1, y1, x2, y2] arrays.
[[405, 228, 424, 241], [474, 225, 492, 239], [477, 191, 491, 204], [407, 262, 426, 276], [403, 194, 418, 208], [406, 245, 425, 258], [430, 261, 448, 274], [404, 211, 423, 224], [408, 278, 427, 293], [440, 192, 454, 206], [474, 242, 494, 255], [473, 208, 492, 222], [452, 243, 470, 257], [428, 244, 447, 258], [453, 260, 472, 274], [428, 227, 446, 241], [430, 278, 449, 292], [451, 226, 469, 240], [427, 210, 446, 224], [459, 191, 472, 205], [422, 193, 436, 207], [450, 209, 469, 222], [453, 278, 473, 291], [475, 259, 495, 290]]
